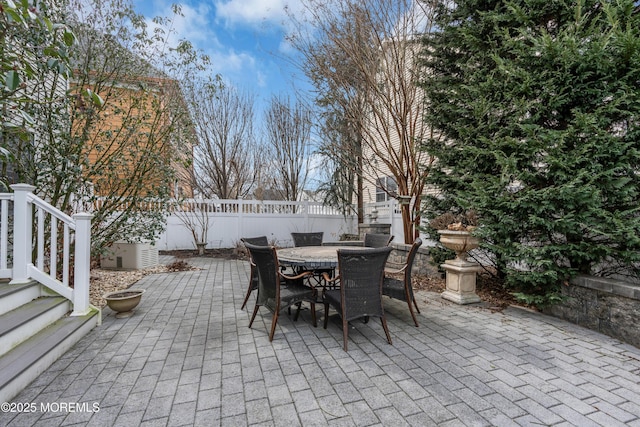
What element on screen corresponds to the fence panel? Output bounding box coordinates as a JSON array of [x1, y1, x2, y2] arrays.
[[156, 199, 358, 250], [155, 198, 440, 250]]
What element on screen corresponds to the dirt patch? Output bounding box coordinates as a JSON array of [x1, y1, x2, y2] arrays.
[[159, 248, 245, 260]]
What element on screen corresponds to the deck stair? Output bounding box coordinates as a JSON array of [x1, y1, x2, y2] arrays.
[[0, 280, 99, 403]]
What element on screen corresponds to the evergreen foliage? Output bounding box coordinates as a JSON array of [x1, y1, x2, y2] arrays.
[[420, 0, 640, 303]]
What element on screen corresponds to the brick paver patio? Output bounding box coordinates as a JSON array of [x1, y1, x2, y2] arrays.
[[1, 256, 640, 426]]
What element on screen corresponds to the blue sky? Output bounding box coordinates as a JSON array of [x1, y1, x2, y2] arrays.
[[131, 0, 309, 111]]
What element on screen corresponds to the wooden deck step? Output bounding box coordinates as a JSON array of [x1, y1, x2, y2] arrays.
[[0, 311, 99, 403], [0, 281, 41, 316], [0, 297, 70, 358]]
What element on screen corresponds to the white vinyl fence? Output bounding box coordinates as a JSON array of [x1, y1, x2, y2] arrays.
[[363, 201, 406, 240], [153, 198, 433, 250], [156, 199, 359, 250]]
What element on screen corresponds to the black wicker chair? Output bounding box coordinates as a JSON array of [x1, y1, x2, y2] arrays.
[[245, 243, 317, 341], [364, 233, 394, 248], [240, 236, 269, 310], [291, 232, 324, 247], [382, 237, 423, 327], [291, 232, 333, 287], [322, 246, 393, 351]]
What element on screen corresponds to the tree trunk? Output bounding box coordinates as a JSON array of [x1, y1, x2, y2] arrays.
[[401, 204, 413, 244]]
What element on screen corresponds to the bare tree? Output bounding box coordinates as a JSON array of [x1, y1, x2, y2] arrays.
[[183, 80, 260, 199], [171, 198, 214, 254], [65, 0, 211, 252], [287, 0, 437, 242], [264, 95, 312, 202]]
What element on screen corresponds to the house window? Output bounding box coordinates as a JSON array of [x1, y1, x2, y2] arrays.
[[376, 176, 397, 202]]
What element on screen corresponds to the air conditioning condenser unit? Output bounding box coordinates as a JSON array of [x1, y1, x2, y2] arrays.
[[100, 241, 159, 270]]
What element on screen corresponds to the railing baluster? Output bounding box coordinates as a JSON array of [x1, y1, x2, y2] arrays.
[[0, 199, 7, 272], [37, 206, 45, 270], [63, 223, 70, 287], [50, 216, 58, 281]]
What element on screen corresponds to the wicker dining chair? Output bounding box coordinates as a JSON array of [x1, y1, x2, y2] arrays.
[[244, 243, 317, 341], [322, 246, 393, 351], [363, 233, 394, 248], [291, 232, 324, 247], [290, 232, 333, 287], [240, 236, 269, 310], [382, 237, 423, 326]]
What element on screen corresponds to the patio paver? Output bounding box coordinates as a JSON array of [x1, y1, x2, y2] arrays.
[[1, 256, 640, 426]]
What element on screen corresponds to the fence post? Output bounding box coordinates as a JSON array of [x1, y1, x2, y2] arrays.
[[10, 184, 36, 284], [304, 200, 310, 231], [72, 213, 93, 316], [237, 199, 244, 245]]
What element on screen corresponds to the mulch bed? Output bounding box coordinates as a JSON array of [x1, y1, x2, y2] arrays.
[[160, 248, 245, 260], [413, 273, 527, 312]]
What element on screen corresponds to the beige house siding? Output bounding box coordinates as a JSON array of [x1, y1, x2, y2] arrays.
[[361, 37, 431, 205]]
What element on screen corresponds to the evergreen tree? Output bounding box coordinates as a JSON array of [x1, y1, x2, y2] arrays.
[[421, 0, 640, 304]]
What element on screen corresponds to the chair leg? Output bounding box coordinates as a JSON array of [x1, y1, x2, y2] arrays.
[[342, 317, 349, 351], [310, 302, 317, 327], [268, 311, 280, 341], [293, 302, 302, 321], [405, 288, 420, 326], [323, 303, 330, 329], [407, 300, 419, 327], [380, 316, 393, 345], [241, 282, 254, 310], [248, 305, 260, 328]]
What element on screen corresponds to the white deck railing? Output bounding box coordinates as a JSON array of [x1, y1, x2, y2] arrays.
[[0, 184, 93, 316]]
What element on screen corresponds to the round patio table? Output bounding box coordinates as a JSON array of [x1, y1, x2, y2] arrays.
[[277, 246, 362, 269]]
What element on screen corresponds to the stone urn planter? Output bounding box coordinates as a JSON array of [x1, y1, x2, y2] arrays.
[[438, 230, 480, 263], [104, 289, 145, 318], [438, 230, 481, 304]]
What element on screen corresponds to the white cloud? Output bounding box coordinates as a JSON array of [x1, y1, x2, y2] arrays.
[[133, 0, 303, 109], [255, 69, 267, 88], [170, 3, 217, 44], [145, 2, 220, 48], [278, 37, 295, 55], [215, 0, 306, 28], [210, 49, 256, 73], [215, 0, 287, 25], [204, 49, 272, 90]]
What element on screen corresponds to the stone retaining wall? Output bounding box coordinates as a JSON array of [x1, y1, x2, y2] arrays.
[[544, 275, 640, 348], [389, 242, 439, 277]]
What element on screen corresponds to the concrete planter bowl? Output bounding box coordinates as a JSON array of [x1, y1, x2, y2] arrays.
[[437, 229, 480, 263], [104, 289, 145, 318]]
